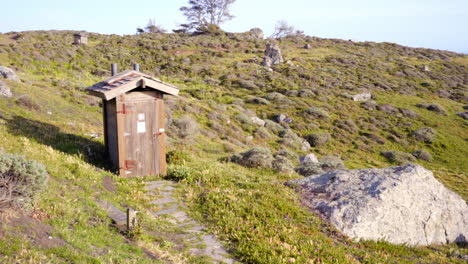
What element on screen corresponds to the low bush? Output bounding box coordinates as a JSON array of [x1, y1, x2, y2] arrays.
[[412, 149, 433, 161], [272, 155, 294, 174], [231, 147, 273, 169], [165, 165, 193, 182], [319, 155, 346, 171], [304, 106, 329, 119], [166, 150, 192, 165], [0, 152, 49, 210], [411, 127, 436, 143], [170, 115, 199, 141], [295, 162, 323, 176], [381, 150, 416, 165], [416, 103, 447, 115], [305, 133, 331, 147]]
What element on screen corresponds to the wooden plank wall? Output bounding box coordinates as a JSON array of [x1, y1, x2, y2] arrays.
[[106, 99, 118, 170], [116, 95, 127, 176], [157, 98, 167, 175]]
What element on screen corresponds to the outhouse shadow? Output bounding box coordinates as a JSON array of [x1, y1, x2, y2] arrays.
[[4, 116, 111, 171]]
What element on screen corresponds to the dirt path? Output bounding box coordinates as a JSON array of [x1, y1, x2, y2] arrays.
[[145, 180, 235, 264]]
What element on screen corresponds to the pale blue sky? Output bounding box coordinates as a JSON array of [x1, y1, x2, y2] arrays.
[[1, 0, 467, 53]]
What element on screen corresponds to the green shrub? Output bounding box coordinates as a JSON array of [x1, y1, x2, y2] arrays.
[[165, 165, 193, 182], [0, 152, 49, 210], [416, 103, 447, 115], [166, 150, 191, 165], [272, 155, 294, 174], [304, 106, 329, 119], [411, 127, 436, 143], [231, 147, 273, 169], [306, 133, 331, 147], [381, 151, 416, 165], [319, 155, 346, 171], [295, 162, 323, 176], [412, 149, 433, 161], [170, 115, 199, 141]]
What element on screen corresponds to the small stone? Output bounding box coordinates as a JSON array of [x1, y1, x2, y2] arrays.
[[456, 111, 468, 120], [275, 114, 287, 123], [352, 93, 372, 102], [251, 116, 266, 126], [0, 80, 12, 98], [299, 153, 319, 164], [304, 44, 312, 49]]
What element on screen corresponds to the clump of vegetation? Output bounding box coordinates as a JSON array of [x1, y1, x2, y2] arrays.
[[0, 152, 48, 210], [417, 103, 447, 115], [231, 147, 273, 169], [15, 96, 41, 111], [412, 149, 433, 161], [411, 127, 436, 143], [166, 164, 193, 182], [295, 162, 323, 176], [166, 150, 192, 165], [271, 155, 294, 174], [304, 106, 329, 119], [170, 115, 199, 141], [306, 132, 331, 147], [381, 150, 416, 165], [319, 155, 346, 171], [295, 155, 345, 176]]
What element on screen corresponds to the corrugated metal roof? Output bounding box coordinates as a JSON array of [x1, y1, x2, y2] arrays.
[[86, 70, 179, 100]]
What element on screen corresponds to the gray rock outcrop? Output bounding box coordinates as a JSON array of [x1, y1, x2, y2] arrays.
[[262, 44, 283, 67], [288, 164, 467, 246], [0, 80, 12, 98], [0, 66, 20, 82]]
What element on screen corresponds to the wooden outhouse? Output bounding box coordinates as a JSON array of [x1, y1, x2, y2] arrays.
[[86, 64, 179, 177], [73, 33, 88, 45]]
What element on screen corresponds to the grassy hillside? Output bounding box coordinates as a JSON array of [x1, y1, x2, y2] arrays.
[[0, 30, 466, 263]]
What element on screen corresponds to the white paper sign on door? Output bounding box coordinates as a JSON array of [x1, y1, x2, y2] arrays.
[[137, 121, 146, 133]]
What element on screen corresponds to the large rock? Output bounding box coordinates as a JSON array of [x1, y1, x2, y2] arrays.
[[0, 80, 12, 98], [0, 66, 20, 82], [262, 44, 283, 67], [288, 164, 467, 246]]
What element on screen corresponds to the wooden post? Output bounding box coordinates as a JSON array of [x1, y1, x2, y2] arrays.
[[133, 63, 140, 72], [111, 63, 118, 76], [126, 208, 138, 231]]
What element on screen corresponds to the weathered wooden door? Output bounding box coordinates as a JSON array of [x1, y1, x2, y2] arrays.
[[116, 91, 166, 177]]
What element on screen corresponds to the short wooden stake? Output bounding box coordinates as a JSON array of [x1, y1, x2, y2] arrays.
[[126, 208, 138, 231]]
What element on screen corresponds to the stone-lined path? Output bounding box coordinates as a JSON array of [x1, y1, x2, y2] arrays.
[[145, 181, 235, 264]]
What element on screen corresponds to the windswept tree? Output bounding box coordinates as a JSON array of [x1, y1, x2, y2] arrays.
[[145, 19, 166, 33], [269, 20, 304, 39], [178, 0, 236, 32], [136, 19, 166, 34]]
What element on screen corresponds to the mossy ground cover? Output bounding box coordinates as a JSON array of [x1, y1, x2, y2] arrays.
[[0, 30, 466, 263]]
